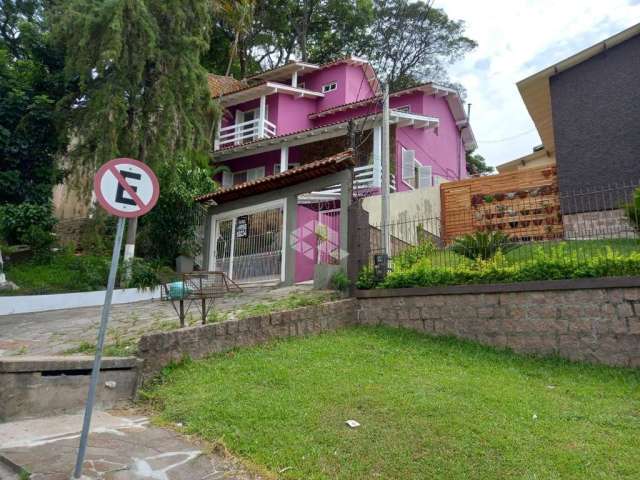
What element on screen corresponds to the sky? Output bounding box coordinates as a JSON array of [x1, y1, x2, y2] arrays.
[[434, 0, 640, 168]]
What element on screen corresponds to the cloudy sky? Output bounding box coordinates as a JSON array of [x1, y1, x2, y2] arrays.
[[435, 0, 640, 168]]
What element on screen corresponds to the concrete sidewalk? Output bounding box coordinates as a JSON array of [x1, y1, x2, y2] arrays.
[[0, 411, 263, 479]]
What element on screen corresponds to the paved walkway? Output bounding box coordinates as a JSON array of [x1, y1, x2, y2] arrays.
[[0, 410, 262, 480], [0, 284, 314, 357]]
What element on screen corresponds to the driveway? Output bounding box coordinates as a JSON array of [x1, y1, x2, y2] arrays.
[[0, 284, 314, 357]]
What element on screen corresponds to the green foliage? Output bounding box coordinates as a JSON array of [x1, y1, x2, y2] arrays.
[[624, 186, 640, 231], [145, 327, 640, 479], [20, 225, 55, 263], [52, 0, 217, 186], [0, 203, 56, 245], [77, 208, 118, 255], [393, 241, 436, 270], [3, 251, 110, 294], [356, 265, 379, 289], [137, 154, 217, 263], [122, 257, 174, 290], [466, 151, 494, 175], [380, 247, 640, 289], [330, 269, 350, 291], [451, 231, 515, 260], [0, 1, 66, 208]]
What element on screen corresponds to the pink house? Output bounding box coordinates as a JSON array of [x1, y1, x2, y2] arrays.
[[204, 57, 476, 284]]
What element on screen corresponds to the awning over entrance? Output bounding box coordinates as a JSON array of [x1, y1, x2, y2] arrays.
[[196, 150, 355, 205]]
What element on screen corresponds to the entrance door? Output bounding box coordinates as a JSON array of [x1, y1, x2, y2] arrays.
[[317, 209, 341, 265], [214, 207, 284, 283]]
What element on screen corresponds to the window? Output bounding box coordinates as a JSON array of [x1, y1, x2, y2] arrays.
[[222, 167, 266, 187], [393, 105, 411, 114], [297, 81, 305, 89], [322, 81, 337, 93], [274, 162, 300, 175], [401, 148, 432, 189], [235, 106, 268, 142]]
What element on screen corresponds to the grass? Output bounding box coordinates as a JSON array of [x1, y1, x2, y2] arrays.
[[145, 327, 640, 479], [208, 291, 341, 322], [3, 251, 109, 295]]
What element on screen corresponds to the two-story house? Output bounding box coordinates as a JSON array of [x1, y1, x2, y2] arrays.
[[204, 56, 476, 284]]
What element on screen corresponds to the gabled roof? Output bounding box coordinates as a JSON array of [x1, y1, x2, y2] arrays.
[[216, 81, 324, 107], [196, 150, 355, 204], [207, 74, 247, 97], [517, 22, 640, 156]]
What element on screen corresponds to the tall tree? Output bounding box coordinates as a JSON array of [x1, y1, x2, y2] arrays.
[[466, 151, 494, 176], [53, 0, 217, 261], [0, 0, 66, 243], [360, 0, 477, 89]]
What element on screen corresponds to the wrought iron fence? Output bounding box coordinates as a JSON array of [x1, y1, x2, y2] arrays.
[[361, 181, 640, 275]]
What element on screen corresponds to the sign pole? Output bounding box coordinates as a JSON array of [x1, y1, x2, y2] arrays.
[[72, 216, 126, 479]]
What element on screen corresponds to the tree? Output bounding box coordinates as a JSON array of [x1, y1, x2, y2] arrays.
[[52, 0, 218, 261], [466, 151, 494, 176], [359, 0, 477, 90], [0, 0, 66, 249]]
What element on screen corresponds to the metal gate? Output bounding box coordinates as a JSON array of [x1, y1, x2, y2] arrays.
[[317, 208, 341, 264], [214, 207, 283, 283]]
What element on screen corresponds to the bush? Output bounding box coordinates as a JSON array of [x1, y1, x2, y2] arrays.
[[450, 231, 517, 260], [20, 225, 55, 263], [78, 208, 117, 255], [377, 247, 640, 289], [625, 187, 640, 230], [121, 258, 175, 290], [330, 270, 350, 291], [356, 265, 380, 290], [0, 203, 57, 246], [393, 241, 436, 270]]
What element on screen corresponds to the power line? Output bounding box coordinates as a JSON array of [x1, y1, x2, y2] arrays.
[[477, 128, 536, 144]]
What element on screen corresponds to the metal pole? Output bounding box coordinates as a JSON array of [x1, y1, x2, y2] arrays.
[[73, 216, 126, 479], [381, 82, 391, 256]]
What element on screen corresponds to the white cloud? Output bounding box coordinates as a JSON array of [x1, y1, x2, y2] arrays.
[[434, 0, 640, 167]]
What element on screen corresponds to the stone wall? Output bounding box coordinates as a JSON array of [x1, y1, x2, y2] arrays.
[[563, 209, 637, 240], [138, 299, 356, 380], [356, 287, 640, 368], [54, 217, 90, 247]]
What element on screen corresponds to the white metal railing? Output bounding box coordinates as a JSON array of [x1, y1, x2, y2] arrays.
[[217, 118, 277, 149], [304, 165, 396, 198]]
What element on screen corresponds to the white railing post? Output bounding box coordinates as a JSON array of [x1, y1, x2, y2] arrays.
[[280, 145, 289, 173], [258, 95, 266, 139], [214, 119, 221, 151]]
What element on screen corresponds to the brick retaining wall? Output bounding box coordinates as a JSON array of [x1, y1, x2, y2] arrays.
[[138, 299, 356, 379], [355, 287, 640, 368]]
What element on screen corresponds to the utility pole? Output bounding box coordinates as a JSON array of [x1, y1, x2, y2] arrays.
[[381, 82, 391, 256]]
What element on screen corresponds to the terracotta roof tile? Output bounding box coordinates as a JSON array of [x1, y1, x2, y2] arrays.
[[196, 150, 354, 204], [207, 74, 247, 97]]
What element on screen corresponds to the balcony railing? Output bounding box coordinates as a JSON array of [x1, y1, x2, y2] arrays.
[[217, 118, 277, 149], [302, 165, 396, 199]]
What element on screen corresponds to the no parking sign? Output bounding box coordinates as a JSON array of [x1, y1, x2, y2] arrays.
[[74, 157, 159, 479], [94, 157, 159, 218]]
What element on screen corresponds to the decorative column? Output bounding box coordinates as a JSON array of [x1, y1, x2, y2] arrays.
[[372, 124, 382, 188], [258, 95, 266, 139]]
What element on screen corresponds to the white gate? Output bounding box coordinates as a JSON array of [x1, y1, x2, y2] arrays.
[[213, 205, 284, 283]]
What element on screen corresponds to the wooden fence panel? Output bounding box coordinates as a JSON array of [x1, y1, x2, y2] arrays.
[[440, 166, 561, 242]]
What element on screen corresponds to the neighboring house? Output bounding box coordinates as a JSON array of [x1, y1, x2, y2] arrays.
[[512, 22, 640, 192], [496, 145, 554, 174], [205, 56, 476, 283]]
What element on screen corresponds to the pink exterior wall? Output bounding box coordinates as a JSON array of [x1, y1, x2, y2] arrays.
[[275, 95, 315, 135], [295, 205, 318, 282], [393, 93, 465, 191], [344, 64, 375, 103]]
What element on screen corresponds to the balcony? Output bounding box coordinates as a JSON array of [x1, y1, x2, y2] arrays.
[[299, 165, 396, 201], [216, 118, 277, 150]]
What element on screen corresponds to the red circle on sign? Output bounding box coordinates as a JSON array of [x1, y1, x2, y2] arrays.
[[93, 158, 160, 218]]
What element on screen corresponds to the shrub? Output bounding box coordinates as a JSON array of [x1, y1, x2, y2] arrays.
[[121, 258, 175, 290], [78, 208, 117, 255], [625, 187, 640, 230], [20, 225, 55, 263], [451, 231, 517, 260], [356, 265, 379, 290], [330, 270, 350, 291], [393, 241, 436, 270], [0, 203, 57, 246], [377, 248, 640, 289]]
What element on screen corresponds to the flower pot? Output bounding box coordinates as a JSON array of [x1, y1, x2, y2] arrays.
[[517, 190, 528, 199], [494, 193, 505, 201]]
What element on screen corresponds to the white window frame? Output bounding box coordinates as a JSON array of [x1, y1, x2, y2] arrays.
[[401, 148, 432, 190], [273, 162, 300, 174], [222, 166, 266, 187], [322, 81, 337, 93]]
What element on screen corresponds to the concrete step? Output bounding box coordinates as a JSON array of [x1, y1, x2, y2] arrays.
[[0, 456, 21, 479]]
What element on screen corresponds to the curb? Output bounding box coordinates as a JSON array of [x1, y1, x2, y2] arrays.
[[0, 453, 29, 477]]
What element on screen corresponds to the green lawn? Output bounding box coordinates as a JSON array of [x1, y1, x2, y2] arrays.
[[146, 327, 640, 479]]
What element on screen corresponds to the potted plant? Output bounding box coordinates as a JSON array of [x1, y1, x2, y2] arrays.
[[509, 221, 519, 229], [494, 192, 506, 201], [517, 190, 528, 199], [505, 192, 517, 200], [483, 194, 494, 204], [543, 203, 554, 214], [471, 194, 484, 206]]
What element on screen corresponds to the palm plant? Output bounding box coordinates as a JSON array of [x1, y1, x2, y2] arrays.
[[215, 0, 255, 76], [451, 231, 517, 260]]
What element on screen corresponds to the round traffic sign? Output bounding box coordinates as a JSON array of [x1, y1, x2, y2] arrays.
[[93, 158, 159, 218]]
